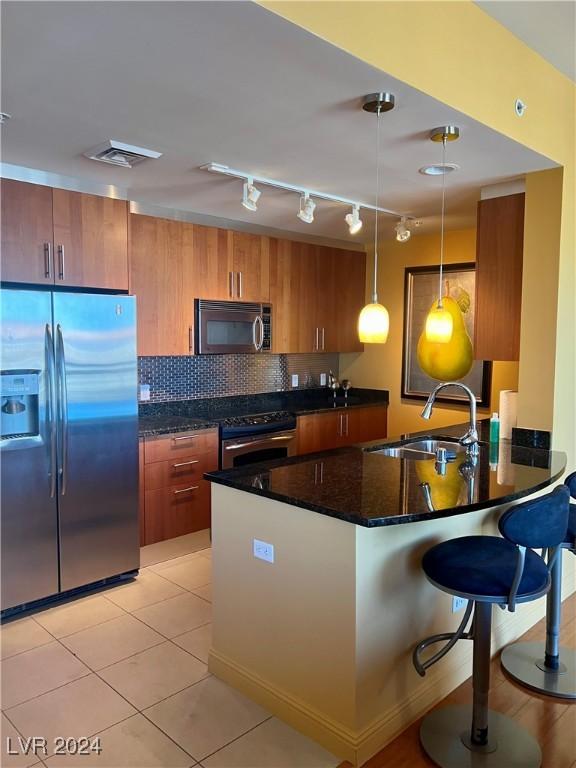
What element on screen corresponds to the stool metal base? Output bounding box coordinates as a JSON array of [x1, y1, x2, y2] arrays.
[[420, 705, 541, 768], [501, 642, 576, 700]]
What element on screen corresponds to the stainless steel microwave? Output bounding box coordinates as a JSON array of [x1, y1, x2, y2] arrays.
[[194, 300, 272, 354]]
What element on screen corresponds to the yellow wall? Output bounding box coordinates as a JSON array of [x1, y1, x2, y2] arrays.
[[261, 0, 575, 462], [340, 228, 519, 436]]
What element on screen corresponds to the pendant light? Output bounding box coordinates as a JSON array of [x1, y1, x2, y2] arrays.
[[358, 92, 395, 344], [424, 126, 460, 344]]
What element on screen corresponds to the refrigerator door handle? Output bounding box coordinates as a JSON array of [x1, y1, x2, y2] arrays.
[[56, 324, 69, 496], [45, 324, 57, 498]]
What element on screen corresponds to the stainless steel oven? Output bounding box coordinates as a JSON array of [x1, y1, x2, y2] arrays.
[[221, 429, 297, 469], [195, 300, 271, 354]]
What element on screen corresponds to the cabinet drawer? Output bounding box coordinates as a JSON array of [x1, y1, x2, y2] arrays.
[[144, 481, 211, 544], [144, 429, 218, 464], [144, 452, 218, 491]]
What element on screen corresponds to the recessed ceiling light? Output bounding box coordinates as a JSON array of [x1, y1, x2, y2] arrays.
[[419, 163, 460, 176]]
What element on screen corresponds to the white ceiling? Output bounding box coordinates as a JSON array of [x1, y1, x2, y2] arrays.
[[476, 1, 576, 82], [0, 1, 557, 246]]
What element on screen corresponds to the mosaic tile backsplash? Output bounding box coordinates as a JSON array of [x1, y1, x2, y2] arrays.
[[138, 353, 340, 403]]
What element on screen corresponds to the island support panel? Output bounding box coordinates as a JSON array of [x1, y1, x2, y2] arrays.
[[208, 484, 575, 766]]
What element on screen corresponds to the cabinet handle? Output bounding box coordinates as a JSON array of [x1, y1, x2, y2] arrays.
[[57, 244, 65, 280], [345, 414, 349, 436], [172, 434, 198, 442], [44, 242, 52, 278], [237, 271, 242, 298], [229, 271, 234, 298], [321, 327, 325, 351], [315, 327, 319, 351], [172, 460, 200, 468], [173, 485, 199, 495], [189, 326, 194, 353], [338, 413, 343, 437]]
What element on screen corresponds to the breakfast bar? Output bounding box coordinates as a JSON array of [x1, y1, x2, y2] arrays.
[[206, 423, 566, 766]]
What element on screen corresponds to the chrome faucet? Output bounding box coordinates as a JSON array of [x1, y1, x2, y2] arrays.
[[421, 381, 480, 457]]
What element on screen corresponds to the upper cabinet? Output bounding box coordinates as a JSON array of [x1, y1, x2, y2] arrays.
[[270, 240, 365, 354], [129, 214, 194, 356], [474, 193, 525, 361], [52, 189, 128, 290], [1, 179, 129, 290]]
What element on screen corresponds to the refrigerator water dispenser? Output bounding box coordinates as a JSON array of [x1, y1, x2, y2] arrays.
[[1, 370, 40, 439]]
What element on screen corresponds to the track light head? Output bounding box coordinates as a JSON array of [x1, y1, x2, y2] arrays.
[[242, 179, 261, 212], [395, 217, 411, 242], [345, 205, 363, 235], [297, 193, 316, 224]]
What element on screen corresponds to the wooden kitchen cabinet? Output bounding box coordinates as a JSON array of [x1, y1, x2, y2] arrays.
[[1, 179, 129, 290], [129, 214, 195, 356], [296, 405, 387, 456], [142, 428, 218, 544], [52, 189, 128, 290], [474, 193, 525, 361], [270, 240, 365, 353], [230, 231, 270, 302], [1, 179, 54, 285]]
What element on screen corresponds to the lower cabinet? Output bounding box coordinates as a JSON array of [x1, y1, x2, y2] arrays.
[[140, 429, 219, 545], [296, 406, 387, 455]]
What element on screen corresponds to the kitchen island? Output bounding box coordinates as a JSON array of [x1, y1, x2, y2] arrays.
[[205, 423, 567, 765]]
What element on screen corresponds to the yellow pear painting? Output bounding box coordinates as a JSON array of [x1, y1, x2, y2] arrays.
[[417, 291, 474, 381]]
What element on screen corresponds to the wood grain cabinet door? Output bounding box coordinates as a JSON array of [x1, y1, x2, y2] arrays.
[[345, 406, 388, 444], [1, 179, 55, 285], [192, 224, 233, 300], [270, 238, 316, 353], [52, 189, 128, 290], [334, 248, 366, 353], [296, 411, 344, 455], [129, 214, 194, 356], [231, 231, 270, 302]]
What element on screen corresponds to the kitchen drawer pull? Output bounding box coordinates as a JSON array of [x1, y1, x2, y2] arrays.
[[229, 271, 234, 298], [173, 485, 199, 495], [237, 271, 242, 298], [172, 435, 198, 442], [172, 460, 200, 468], [44, 242, 52, 278]]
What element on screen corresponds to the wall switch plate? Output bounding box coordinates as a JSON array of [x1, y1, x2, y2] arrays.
[[452, 596, 468, 613], [139, 384, 151, 402], [253, 538, 274, 563], [291, 374, 299, 388], [320, 373, 327, 386]]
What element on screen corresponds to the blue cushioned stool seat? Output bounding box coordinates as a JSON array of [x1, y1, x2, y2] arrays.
[[566, 505, 576, 543], [422, 535, 549, 603]]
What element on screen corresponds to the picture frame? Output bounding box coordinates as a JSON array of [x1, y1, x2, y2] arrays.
[[401, 263, 492, 407]]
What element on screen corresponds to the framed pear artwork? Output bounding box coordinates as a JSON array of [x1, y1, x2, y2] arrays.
[[401, 263, 492, 406]]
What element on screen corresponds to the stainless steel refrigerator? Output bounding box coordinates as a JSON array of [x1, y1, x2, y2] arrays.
[[1, 289, 139, 613]]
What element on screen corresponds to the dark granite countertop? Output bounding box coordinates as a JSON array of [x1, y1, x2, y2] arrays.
[[138, 388, 388, 437], [205, 419, 566, 527]]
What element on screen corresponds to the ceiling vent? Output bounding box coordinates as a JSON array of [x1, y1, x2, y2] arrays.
[[83, 140, 162, 168]]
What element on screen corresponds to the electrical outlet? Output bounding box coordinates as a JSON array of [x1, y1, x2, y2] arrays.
[[291, 374, 299, 388], [139, 384, 151, 402], [320, 373, 327, 386], [253, 539, 274, 563], [452, 596, 467, 613]]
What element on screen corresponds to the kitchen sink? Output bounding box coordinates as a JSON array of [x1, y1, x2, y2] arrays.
[[373, 438, 466, 460]]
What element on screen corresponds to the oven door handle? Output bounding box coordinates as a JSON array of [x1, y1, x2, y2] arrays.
[[224, 434, 295, 451]]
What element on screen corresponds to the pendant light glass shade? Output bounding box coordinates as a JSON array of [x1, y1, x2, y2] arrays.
[[358, 302, 389, 343], [424, 303, 453, 343], [424, 127, 459, 344], [358, 94, 394, 345]]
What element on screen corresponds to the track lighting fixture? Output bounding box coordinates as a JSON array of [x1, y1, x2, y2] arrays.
[[200, 163, 410, 235], [345, 205, 363, 235], [395, 217, 411, 242], [242, 178, 261, 212], [297, 193, 316, 224]]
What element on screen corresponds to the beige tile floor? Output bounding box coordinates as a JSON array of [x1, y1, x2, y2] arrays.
[[1, 533, 339, 768]]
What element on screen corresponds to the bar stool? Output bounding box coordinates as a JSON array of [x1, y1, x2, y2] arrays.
[[500, 472, 576, 699], [413, 485, 569, 768]]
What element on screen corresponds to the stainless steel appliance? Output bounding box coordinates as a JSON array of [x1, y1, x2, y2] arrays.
[[1, 289, 139, 614], [195, 299, 271, 354], [220, 412, 296, 469]]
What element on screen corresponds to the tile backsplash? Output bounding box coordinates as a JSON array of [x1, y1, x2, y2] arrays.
[[138, 353, 339, 403]]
